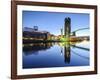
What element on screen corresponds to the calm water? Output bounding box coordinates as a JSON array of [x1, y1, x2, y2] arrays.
[[23, 41, 90, 69]]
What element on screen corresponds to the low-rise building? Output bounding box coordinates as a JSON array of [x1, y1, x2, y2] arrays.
[[23, 27, 51, 40]]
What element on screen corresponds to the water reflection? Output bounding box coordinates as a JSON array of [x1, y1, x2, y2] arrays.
[[23, 42, 71, 64], [58, 42, 71, 64], [64, 42, 71, 64], [23, 41, 90, 68], [23, 42, 54, 55]]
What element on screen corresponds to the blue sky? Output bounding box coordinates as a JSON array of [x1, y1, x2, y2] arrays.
[[22, 11, 90, 36]]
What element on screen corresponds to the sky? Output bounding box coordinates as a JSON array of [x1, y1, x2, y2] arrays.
[[22, 11, 90, 36]]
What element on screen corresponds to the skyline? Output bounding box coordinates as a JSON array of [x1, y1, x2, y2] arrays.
[[22, 11, 90, 36]]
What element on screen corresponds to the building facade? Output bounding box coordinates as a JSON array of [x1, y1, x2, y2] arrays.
[[64, 17, 71, 38], [23, 27, 51, 40]]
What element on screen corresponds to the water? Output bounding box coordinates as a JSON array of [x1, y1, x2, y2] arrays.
[[23, 41, 90, 69]]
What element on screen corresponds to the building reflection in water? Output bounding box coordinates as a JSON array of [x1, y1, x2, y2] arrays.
[[23, 42, 54, 55], [23, 42, 71, 64], [64, 42, 70, 64], [59, 42, 71, 64]]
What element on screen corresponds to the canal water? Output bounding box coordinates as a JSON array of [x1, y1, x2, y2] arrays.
[[23, 41, 90, 69]]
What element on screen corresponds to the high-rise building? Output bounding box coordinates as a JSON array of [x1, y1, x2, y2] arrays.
[[64, 17, 71, 38]]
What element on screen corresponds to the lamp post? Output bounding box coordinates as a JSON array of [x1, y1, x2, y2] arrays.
[[61, 28, 63, 38]]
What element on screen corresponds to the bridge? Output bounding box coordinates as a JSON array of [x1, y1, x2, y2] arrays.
[[71, 27, 89, 36]]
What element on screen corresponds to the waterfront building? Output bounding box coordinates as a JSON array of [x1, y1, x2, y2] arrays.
[[64, 17, 71, 38], [23, 27, 51, 40]]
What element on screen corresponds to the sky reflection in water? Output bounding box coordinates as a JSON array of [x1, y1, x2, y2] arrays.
[[23, 41, 90, 69]]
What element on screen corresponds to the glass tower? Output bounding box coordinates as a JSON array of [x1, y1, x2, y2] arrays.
[[64, 17, 71, 38]]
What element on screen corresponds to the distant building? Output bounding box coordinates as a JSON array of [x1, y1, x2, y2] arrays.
[[23, 27, 51, 40]]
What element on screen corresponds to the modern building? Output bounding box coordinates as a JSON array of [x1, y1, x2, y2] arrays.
[[64, 17, 71, 38], [23, 27, 51, 40]]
